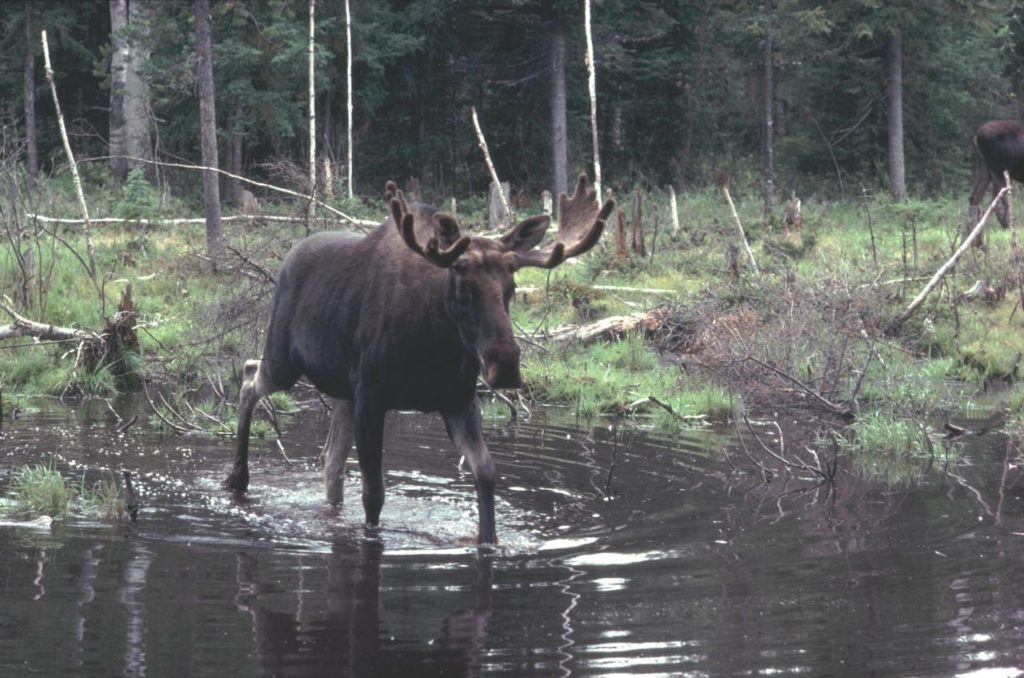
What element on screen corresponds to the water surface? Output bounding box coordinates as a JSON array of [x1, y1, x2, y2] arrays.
[[1, 398, 1023, 676]]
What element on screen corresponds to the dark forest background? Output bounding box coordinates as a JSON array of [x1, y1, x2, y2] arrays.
[[2, 0, 1022, 207]]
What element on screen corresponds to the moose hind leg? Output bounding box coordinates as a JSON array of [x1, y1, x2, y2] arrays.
[[224, 359, 275, 492], [321, 398, 355, 505], [443, 398, 497, 546]]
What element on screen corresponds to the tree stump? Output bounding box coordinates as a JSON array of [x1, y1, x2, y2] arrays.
[[615, 208, 628, 257], [488, 181, 511, 229], [784, 195, 804, 230], [631, 187, 646, 256]]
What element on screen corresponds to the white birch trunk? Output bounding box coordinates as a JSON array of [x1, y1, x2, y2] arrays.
[[307, 0, 317, 223], [584, 0, 601, 198], [41, 30, 97, 278], [471, 106, 511, 226], [345, 0, 354, 200], [669, 185, 680, 236]]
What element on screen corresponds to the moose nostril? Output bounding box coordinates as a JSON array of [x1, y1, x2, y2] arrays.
[[486, 362, 523, 390], [481, 347, 522, 389]]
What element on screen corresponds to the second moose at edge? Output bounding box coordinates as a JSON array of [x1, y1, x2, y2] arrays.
[[225, 175, 614, 545]]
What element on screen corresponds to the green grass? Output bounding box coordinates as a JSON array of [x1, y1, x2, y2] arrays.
[[78, 472, 125, 519], [6, 461, 72, 519], [521, 333, 730, 423], [840, 411, 934, 458], [7, 167, 1024, 437], [2, 463, 131, 521]]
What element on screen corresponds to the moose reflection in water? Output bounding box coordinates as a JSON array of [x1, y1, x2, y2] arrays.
[[234, 543, 494, 676], [226, 174, 614, 545]]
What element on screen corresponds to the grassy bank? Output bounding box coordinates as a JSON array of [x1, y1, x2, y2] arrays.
[[3, 167, 1024, 451]]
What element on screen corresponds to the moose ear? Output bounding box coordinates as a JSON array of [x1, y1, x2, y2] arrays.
[[433, 213, 463, 248], [499, 215, 551, 252]]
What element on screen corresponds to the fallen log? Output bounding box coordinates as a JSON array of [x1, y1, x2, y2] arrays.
[[546, 310, 663, 345], [0, 297, 97, 344], [26, 213, 373, 228]]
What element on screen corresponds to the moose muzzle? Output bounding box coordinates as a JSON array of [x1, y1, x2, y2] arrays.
[[481, 346, 523, 390]]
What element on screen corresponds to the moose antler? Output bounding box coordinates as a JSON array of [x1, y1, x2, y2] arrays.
[[388, 184, 470, 268], [511, 174, 614, 269]]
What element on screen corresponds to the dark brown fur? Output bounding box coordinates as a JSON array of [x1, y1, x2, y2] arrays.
[[225, 176, 613, 545], [969, 120, 1024, 229]]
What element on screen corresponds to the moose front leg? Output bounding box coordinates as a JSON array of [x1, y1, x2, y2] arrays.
[[443, 397, 497, 546], [354, 388, 387, 527], [321, 398, 355, 505], [225, 359, 273, 492]]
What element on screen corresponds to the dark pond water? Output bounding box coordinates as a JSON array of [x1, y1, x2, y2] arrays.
[[1, 397, 1024, 677]]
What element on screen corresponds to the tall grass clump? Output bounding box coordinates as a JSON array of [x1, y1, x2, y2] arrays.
[[840, 411, 932, 457], [6, 461, 73, 519], [78, 472, 125, 519]]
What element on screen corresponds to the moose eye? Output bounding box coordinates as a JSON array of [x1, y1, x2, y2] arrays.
[[456, 281, 476, 302]]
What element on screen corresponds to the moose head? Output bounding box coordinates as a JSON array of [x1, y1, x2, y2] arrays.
[[387, 174, 614, 390]]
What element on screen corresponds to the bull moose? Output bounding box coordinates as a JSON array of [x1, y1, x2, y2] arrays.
[[225, 174, 614, 545], [969, 119, 1024, 228]]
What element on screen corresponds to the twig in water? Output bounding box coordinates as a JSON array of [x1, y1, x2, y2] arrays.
[[744, 356, 853, 419], [603, 426, 619, 498], [259, 399, 293, 466], [142, 381, 192, 433], [743, 415, 831, 481], [478, 378, 518, 423]]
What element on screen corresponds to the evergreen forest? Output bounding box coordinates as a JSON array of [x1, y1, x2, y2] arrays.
[[2, 0, 1020, 203]]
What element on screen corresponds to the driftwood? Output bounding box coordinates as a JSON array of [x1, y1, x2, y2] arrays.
[[514, 284, 675, 305], [892, 184, 1008, 328], [959, 279, 1002, 303], [546, 310, 663, 345], [0, 296, 97, 343], [943, 408, 1008, 439], [26, 213, 340, 227]]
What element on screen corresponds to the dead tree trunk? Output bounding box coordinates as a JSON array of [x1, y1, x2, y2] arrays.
[[488, 181, 511, 231], [23, 2, 38, 179], [631, 188, 646, 256], [669, 185, 680, 236], [615, 208, 628, 257], [42, 30, 97, 279]]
